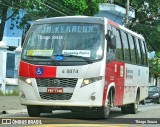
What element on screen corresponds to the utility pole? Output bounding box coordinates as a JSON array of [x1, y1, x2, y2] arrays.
[[125, 0, 129, 28]]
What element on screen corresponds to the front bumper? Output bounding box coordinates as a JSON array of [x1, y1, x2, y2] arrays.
[[18, 77, 105, 108]]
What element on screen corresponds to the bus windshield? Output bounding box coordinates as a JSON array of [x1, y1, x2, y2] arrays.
[[22, 23, 104, 62]]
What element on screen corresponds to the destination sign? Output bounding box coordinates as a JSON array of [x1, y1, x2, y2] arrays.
[[40, 24, 102, 33]]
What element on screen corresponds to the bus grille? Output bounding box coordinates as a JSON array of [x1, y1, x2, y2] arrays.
[[39, 92, 72, 100], [36, 78, 78, 87], [36, 78, 78, 100]]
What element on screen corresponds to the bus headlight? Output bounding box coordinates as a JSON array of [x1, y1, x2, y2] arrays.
[[81, 76, 102, 87], [19, 76, 32, 86]]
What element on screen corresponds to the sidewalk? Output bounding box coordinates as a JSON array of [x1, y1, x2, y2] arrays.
[[0, 96, 26, 115]]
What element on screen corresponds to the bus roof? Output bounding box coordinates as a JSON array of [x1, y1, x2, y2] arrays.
[[34, 16, 105, 25], [107, 20, 144, 40], [34, 16, 144, 40]]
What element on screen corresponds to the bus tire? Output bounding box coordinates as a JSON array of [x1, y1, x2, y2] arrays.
[[98, 95, 111, 119], [98, 103, 110, 119], [129, 103, 138, 114], [140, 100, 145, 105], [121, 106, 130, 114], [129, 96, 139, 114], [27, 105, 41, 117]]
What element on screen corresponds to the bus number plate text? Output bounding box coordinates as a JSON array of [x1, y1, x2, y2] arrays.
[[47, 88, 63, 94], [62, 69, 78, 74]]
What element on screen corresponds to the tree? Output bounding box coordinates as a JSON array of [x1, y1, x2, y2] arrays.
[[114, 0, 160, 52], [0, 0, 17, 41], [149, 57, 160, 85], [131, 24, 160, 51], [0, 0, 100, 41], [0, 0, 44, 41], [128, 0, 160, 82], [130, 0, 160, 51]]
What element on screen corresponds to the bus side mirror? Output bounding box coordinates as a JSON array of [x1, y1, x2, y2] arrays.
[[105, 30, 116, 49]]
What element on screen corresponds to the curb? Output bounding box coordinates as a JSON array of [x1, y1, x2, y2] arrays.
[[0, 109, 27, 115]]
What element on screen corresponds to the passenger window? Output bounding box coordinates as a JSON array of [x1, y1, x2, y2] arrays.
[[120, 31, 130, 63], [141, 40, 148, 66], [138, 39, 144, 65], [115, 29, 124, 61], [128, 34, 136, 64], [134, 38, 142, 65]]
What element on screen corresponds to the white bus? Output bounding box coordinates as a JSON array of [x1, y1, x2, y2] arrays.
[[18, 16, 149, 118]]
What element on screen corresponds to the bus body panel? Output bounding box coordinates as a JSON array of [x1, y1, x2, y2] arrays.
[[105, 61, 149, 107], [123, 63, 149, 105], [105, 61, 125, 106], [19, 60, 106, 107]]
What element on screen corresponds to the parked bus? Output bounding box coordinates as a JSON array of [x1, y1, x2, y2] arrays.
[[18, 16, 149, 118]]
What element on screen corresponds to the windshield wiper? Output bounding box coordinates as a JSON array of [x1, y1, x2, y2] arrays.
[[25, 55, 59, 65], [26, 55, 93, 64], [61, 54, 93, 64]]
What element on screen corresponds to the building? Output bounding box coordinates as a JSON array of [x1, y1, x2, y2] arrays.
[[1, 10, 25, 78], [95, 3, 135, 25]]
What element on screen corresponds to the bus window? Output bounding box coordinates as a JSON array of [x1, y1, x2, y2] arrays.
[[138, 39, 144, 65], [120, 31, 130, 63], [128, 34, 136, 64], [106, 25, 116, 62], [134, 38, 142, 65], [115, 29, 124, 61], [140, 40, 148, 66]]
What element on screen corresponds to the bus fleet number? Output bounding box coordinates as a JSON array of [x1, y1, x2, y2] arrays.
[[62, 69, 78, 74]]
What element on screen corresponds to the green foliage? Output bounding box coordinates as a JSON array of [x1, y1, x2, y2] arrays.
[[128, 0, 160, 52], [149, 57, 160, 78], [0, 90, 4, 96], [132, 24, 160, 51], [157, 23, 160, 32], [0, 89, 19, 96], [63, 0, 88, 15], [156, 52, 160, 58], [113, 0, 160, 51], [0, 0, 100, 40]]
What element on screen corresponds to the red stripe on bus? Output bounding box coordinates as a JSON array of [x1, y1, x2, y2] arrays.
[[19, 61, 57, 78], [103, 61, 125, 106], [108, 20, 119, 27], [19, 61, 30, 77]]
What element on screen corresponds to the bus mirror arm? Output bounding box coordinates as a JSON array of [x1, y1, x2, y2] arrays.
[[105, 30, 116, 49]]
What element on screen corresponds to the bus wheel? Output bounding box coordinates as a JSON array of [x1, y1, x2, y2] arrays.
[[129, 103, 138, 114], [129, 97, 139, 114], [121, 106, 130, 114], [98, 105, 110, 119], [140, 100, 145, 105], [98, 100, 110, 119], [27, 105, 41, 117]]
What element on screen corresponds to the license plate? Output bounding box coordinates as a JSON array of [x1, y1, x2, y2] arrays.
[[47, 88, 63, 94]]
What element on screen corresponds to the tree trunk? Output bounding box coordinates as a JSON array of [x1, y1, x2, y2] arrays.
[[0, 3, 8, 41]]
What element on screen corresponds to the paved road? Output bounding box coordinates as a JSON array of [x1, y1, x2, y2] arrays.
[[0, 103, 160, 127], [0, 96, 25, 114]]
